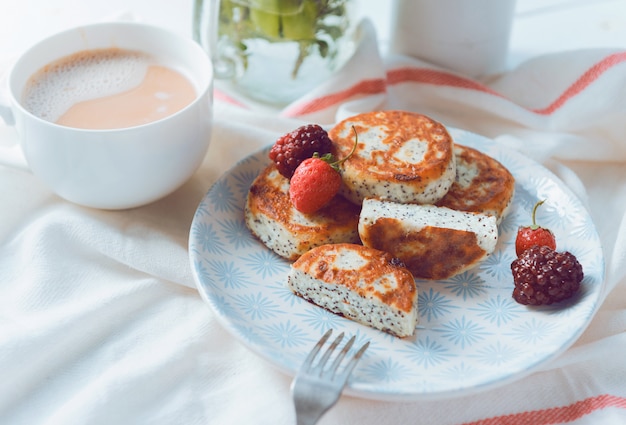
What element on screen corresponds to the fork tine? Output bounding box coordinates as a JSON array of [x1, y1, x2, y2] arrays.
[[302, 328, 333, 371], [326, 335, 355, 376], [337, 341, 370, 381], [291, 331, 370, 425], [315, 332, 344, 372]]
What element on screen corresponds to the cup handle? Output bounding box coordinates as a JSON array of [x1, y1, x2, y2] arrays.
[[0, 101, 14, 126], [0, 104, 30, 171]]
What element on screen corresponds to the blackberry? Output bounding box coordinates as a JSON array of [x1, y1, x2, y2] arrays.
[[510, 245, 583, 306], [269, 124, 333, 178]]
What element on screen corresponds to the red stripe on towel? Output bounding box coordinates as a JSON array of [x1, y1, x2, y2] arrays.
[[531, 51, 626, 115], [387, 67, 505, 98], [462, 394, 626, 425], [388, 53, 626, 115], [280, 78, 387, 117], [386, 52, 626, 115], [214, 88, 248, 108], [279, 52, 626, 117]]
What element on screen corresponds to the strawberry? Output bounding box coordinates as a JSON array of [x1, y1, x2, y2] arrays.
[[288, 126, 358, 214], [289, 156, 342, 213], [515, 199, 556, 257]]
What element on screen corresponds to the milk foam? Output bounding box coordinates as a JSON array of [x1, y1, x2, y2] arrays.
[[22, 48, 152, 123]]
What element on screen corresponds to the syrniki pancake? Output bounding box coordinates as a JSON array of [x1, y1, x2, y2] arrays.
[[359, 198, 498, 280], [244, 164, 360, 261], [437, 144, 515, 224], [329, 110, 456, 205], [287, 243, 418, 338]]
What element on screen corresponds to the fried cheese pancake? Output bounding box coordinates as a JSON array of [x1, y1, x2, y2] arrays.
[[244, 164, 361, 261], [329, 110, 456, 205], [359, 198, 498, 280], [436, 144, 515, 224], [287, 243, 418, 338]]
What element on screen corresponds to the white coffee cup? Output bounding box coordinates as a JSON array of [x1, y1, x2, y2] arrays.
[[390, 0, 517, 78], [0, 22, 213, 209]]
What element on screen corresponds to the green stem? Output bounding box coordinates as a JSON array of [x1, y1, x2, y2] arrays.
[[531, 199, 546, 229]]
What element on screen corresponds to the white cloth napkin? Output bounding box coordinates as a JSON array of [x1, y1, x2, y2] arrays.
[[2, 17, 626, 425]]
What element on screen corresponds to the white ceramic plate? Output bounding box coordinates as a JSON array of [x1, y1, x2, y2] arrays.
[[189, 128, 605, 400]]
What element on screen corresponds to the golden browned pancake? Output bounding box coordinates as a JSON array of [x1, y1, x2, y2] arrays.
[[287, 243, 418, 337], [329, 110, 456, 205], [244, 164, 361, 261], [436, 144, 515, 224], [359, 199, 498, 280]]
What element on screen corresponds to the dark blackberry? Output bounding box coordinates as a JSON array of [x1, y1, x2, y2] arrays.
[[510, 245, 583, 306], [269, 124, 333, 178]]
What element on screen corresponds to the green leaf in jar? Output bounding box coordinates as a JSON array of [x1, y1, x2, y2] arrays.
[[214, 0, 352, 80], [249, 0, 281, 39], [316, 39, 329, 58], [281, 0, 319, 40], [249, 0, 303, 14]]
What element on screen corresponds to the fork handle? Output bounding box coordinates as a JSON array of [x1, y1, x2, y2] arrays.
[[293, 395, 332, 425], [296, 410, 325, 425]]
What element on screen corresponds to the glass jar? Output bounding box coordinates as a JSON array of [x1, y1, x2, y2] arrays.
[[193, 0, 359, 105]]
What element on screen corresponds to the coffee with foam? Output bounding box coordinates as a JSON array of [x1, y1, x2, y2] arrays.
[[22, 48, 196, 129]]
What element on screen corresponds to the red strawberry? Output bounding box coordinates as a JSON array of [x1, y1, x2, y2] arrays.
[[289, 157, 342, 213], [515, 199, 556, 256], [288, 126, 358, 214]]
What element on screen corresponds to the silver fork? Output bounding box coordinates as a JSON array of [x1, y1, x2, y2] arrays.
[[291, 329, 370, 425]]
